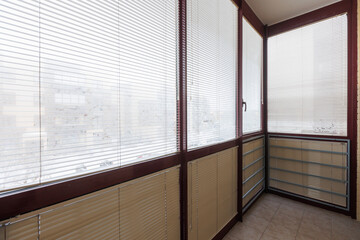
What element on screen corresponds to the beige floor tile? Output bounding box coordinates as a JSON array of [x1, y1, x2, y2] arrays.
[[223, 194, 360, 240], [242, 213, 271, 233], [225, 223, 263, 240]]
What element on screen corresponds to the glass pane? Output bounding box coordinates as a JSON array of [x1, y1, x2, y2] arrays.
[[268, 15, 347, 136], [187, 0, 237, 149], [242, 18, 263, 134]]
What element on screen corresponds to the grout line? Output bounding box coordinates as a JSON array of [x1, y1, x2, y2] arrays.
[[258, 195, 282, 239], [294, 208, 305, 239]]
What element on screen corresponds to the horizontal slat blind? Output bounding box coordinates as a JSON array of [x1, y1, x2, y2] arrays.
[[0, 167, 180, 240], [242, 18, 263, 134], [40, 0, 121, 182], [0, 0, 178, 191], [188, 147, 238, 240], [187, 0, 237, 149], [268, 15, 347, 136], [119, 0, 178, 165], [0, 0, 41, 191]]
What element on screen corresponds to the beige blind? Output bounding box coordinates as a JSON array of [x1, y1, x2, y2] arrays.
[[242, 137, 265, 207], [0, 167, 180, 240], [269, 137, 348, 207], [188, 147, 237, 240], [217, 149, 238, 229], [0, 217, 38, 240]]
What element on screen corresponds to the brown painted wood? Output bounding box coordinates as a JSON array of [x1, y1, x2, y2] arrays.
[[348, 0, 357, 219], [179, 0, 188, 238], [268, 0, 351, 37], [186, 139, 239, 162], [242, 0, 265, 37]]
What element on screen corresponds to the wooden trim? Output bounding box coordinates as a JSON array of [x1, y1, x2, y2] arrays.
[[0, 154, 181, 221], [178, 0, 188, 239], [186, 139, 239, 162], [237, 2, 244, 223], [212, 214, 239, 240], [243, 131, 265, 141], [242, 0, 265, 37], [263, 25, 269, 190], [348, 0, 357, 219], [268, 0, 351, 37], [268, 132, 350, 140]]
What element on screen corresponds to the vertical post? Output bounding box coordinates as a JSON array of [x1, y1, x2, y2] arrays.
[[237, 0, 244, 222], [348, 0, 358, 219], [263, 25, 269, 191], [179, 0, 188, 238]]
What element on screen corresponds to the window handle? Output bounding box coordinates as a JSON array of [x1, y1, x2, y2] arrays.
[[242, 100, 247, 112]]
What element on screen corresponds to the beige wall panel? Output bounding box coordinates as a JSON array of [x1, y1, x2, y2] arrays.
[[253, 148, 264, 160], [243, 153, 254, 168], [303, 164, 332, 179], [275, 170, 302, 185], [331, 182, 347, 195], [218, 149, 237, 230], [302, 151, 332, 165], [332, 195, 347, 207], [331, 154, 347, 167], [188, 162, 198, 240], [253, 138, 264, 148], [166, 168, 181, 240], [331, 167, 347, 181], [243, 141, 253, 154], [1, 217, 38, 240], [188, 147, 238, 240], [304, 189, 332, 203], [276, 158, 302, 172], [276, 181, 304, 196], [41, 190, 119, 240], [197, 155, 218, 240], [303, 176, 332, 192], [243, 183, 263, 207], [276, 148, 301, 160], [120, 174, 166, 240], [274, 138, 301, 148]]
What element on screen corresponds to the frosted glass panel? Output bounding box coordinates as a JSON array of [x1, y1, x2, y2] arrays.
[[187, 0, 237, 149], [268, 15, 347, 136], [242, 18, 263, 134]]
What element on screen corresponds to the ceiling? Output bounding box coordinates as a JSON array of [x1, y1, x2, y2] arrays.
[[246, 0, 342, 25]]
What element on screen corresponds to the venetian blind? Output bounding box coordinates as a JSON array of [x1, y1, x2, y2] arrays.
[[187, 0, 238, 149], [242, 17, 263, 134], [0, 0, 178, 192], [268, 15, 348, 136]]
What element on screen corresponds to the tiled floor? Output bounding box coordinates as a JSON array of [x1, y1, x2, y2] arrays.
[[223, 193, 360, 240]]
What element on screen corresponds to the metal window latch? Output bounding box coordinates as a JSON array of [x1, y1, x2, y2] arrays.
[[242, 99, 247, 112]]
